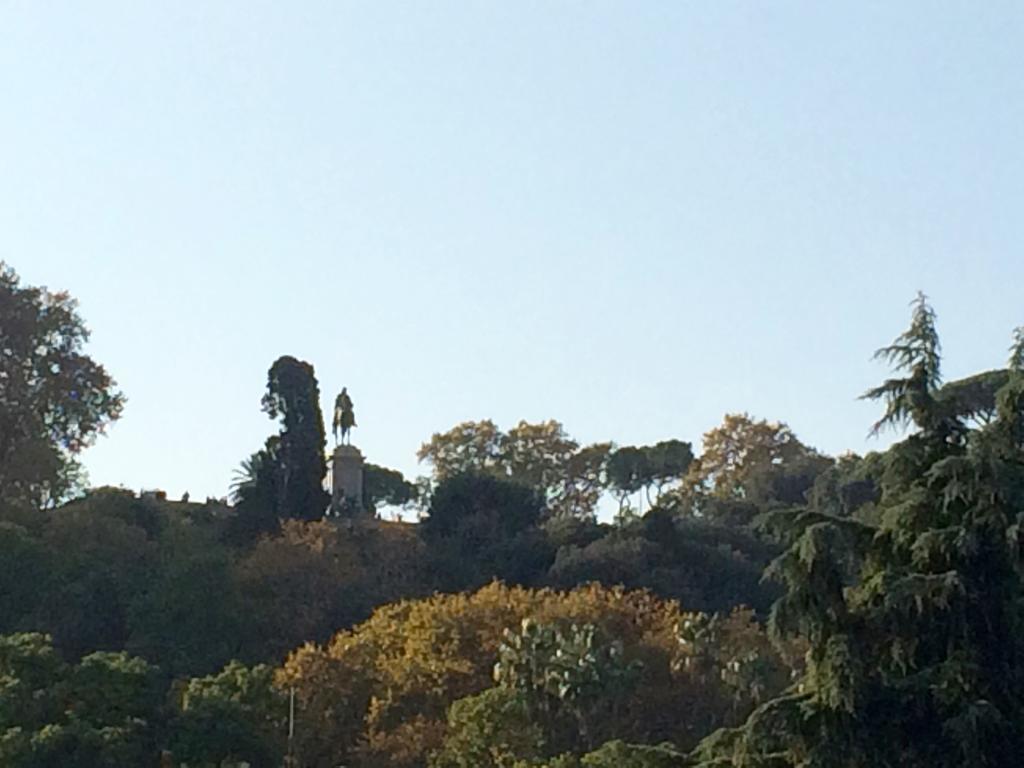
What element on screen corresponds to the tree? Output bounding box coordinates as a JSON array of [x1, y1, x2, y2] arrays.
[[278, 582, 749, 767], [555, 442, 613, 520], [433, 621, 652, 767], [0, 632, 65, 731], [424, 473, 543, 541], [546, 517, 778, 615], [646, 440, 695, 498], [431, 687, 545, 768], [226, 443, 282, 542], [0, 634, 161, 768], [502, 421, 580, 491], [126, 520, 247, 677], [807, 452, 883, 520], [69, 650, 161, 726], [925, 330, 1024, 434], [423, 473, 550, 589], [1011, 327, 1024, 372], [62, 651, 162, 765], [936, 370, 1011, 427], [363, 462, 417, 516], [674, 609, 795, 725], [260, 356, 329, 520], [36, 506, 155, 658], [606, 447, 651, 512], [861, 291, 954, 437], [0, 523, 52, 634], [494, 619, 642, 752], [607, 441, 694, 511], [692, 300, 1024, 767], [929, 327, 1024, 429], [234, 520, 368, 660], [0, 264, 124, 508], [418, 420, 505, 481], [504, 421, 612, 520], [683, 414, 828, 506], [418, 420, 611, 519], [170, 661, 286, 768]]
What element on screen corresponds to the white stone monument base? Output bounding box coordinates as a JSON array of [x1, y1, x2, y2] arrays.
[[331, 444, 365, 516]]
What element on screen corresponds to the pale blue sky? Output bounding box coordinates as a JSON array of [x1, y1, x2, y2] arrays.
[[3, 2, 1022, 502]]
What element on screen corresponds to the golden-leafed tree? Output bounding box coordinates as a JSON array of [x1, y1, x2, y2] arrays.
[[278, 583, 788, 768]]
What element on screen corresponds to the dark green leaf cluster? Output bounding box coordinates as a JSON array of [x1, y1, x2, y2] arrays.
[[0, 633, 161, 768], [169, 661, 287, 767], [0, 632, 286, 768]]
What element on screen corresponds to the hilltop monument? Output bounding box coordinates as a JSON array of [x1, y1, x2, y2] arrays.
[[330, 387, 365, 515]]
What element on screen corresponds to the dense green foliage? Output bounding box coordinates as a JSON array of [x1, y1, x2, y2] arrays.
[[3, 268, 1023, 767], [0, 633, 161, 768], [169, 662, 286, 767], [0, 264, 124, 510]]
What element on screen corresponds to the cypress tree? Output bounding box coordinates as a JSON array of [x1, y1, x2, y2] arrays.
[[260, 356, 329, 521]]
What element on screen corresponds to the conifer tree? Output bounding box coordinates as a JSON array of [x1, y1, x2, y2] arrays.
[[691, 298, 1024, 768], [1010, 327, 1024, 373], [860, 291, 955, 437]]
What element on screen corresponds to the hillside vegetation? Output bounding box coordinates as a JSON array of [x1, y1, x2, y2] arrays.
[[2, 264, 1024, 767]]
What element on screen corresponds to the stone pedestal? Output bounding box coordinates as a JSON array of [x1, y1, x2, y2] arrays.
[[331, 444, 365, 516]]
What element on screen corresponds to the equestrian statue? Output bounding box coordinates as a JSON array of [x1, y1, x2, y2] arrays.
[[332, 387, 356, 446]]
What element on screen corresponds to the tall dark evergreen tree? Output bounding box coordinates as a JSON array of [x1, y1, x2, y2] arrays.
[[692, 298, 1024, 768], [260, 356, 329, 521]]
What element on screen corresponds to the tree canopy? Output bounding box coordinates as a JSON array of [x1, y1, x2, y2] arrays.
[[0, 264, 123, 509]]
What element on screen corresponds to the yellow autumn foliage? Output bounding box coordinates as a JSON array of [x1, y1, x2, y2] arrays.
[[277, 582, 775, 768]]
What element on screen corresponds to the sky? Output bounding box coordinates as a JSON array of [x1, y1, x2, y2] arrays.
[[3, 2, 1023, 503]]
